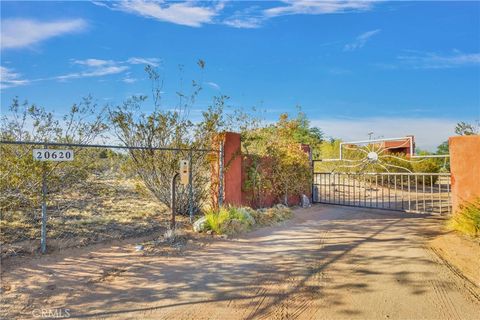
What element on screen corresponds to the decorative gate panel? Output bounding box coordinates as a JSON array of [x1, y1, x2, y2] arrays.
[[312, 172, 451, 214], [312, 136, 451, 214]]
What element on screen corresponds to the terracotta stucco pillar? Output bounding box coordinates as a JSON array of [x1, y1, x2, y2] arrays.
[[449, 136, 480, 213], [211, 132, 243, 207], [222, 132, 242, 206]]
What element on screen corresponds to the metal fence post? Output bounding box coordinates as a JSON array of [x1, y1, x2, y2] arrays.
[[218, 141, 224, 207], [188, 151, 194, 223], [311, 160, 315, 203], [171, 172, 179, 230], [41, 144, 47, 254]]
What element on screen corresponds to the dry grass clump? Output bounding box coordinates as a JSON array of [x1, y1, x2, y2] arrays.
[[448, 198, 480, 238], [251, 204, 293, 225], [163, 229, 189, 244], [200, 204, 292, 235], [139, 229, 195, 256]]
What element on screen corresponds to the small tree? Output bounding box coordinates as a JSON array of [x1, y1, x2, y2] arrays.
[[109, 63, 240, 214], [0, 96, 108, 237], [242, 112, 314, 206], [455, 121, 479, 136], [436, 141, 449, 155]]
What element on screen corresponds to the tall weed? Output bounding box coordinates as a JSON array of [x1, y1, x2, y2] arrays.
[[448, 198, 480, 238]]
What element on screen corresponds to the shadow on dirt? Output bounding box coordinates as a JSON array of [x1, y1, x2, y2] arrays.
[[2, 205, 457, 319]]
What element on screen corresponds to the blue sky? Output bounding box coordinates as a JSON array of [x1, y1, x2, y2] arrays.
[[1, 1, 479, 150]]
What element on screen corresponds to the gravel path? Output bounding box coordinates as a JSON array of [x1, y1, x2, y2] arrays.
[[2, 205, 479, 319]]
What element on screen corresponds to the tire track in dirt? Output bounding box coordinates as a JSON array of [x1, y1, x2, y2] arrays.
[[429, 246, 480, 302], [255, 229, 332, 320], [429, 279, 462, 320], [287, 229, 333, 320], [255, 272, 307, 320], [275, 229, 331, 320], [423, 248, 466, 320], [243, 277, 277, 320]]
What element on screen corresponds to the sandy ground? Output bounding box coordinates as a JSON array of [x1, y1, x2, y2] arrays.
[[1, 204, 479, 320], [429, 232, 480, 287]]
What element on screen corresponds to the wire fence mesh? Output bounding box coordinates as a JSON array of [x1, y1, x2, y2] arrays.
[[0, 141, 219, 258]]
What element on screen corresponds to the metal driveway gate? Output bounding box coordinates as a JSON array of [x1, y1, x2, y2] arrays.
[[312, 172, 451, 214], [312, 136, 451, 215]]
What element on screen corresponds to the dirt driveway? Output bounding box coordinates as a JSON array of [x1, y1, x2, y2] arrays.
[[2, 205, 479, 319]]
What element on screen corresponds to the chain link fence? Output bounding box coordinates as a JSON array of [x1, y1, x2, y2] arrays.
[[0, 141, 220, 258]]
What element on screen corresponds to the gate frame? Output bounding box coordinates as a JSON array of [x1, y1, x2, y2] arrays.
[[312, 170, 451, 215], [311, 136, 451, 215]]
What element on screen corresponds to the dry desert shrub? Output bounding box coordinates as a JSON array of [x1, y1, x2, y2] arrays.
[[448, 198, 480, 238]]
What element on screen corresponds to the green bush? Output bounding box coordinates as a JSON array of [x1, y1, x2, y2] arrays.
[[204, 207, 231, 234], [448, 198, 480, 238], [242, 113, 314, 207], [411, 158, 441, 185], [228, 207, 256, 226]]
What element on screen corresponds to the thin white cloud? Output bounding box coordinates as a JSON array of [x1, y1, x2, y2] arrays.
[[56, 66, 129, 81], [222, 5, 264, 29], [122, 73, 138, 83], [206, 81, 221, 90], [90, 1, 110, 9], [127, 57, 161, 67], [1, 56, 159, 88], [223, 17, 263, 29], [397, 51, 480, 69], [0, 66, 30, 89], [1, 18, 87, 50], [122, 77, 138, 84], [223, 1, 378, 29], [310, 117, 458, 151], [56, 57, 162, 81], [95, 0, 224, 27], [55, 58, 129, 80], [264, 0, 375, 17], [73, 58, 114, 67], [94, 1, 378, 29], [344, 29, 381, 51]]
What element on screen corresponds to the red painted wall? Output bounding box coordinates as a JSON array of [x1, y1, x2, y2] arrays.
[[449, 136, 480, 213]]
